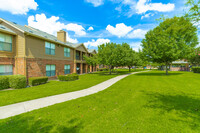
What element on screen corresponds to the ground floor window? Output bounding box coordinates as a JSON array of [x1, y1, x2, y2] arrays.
[[46, 65, 56, 77], [0, 65, 13, 75], [64, 65, 70, 74]]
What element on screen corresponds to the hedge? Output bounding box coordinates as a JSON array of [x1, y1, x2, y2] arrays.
[[29, 77, 48, 86], [58, 73, 79, 81], [0, 76, 9, 90], [192, 67, 200, 73], [97, 68, 108, 71], [8, 75, 27, 89]]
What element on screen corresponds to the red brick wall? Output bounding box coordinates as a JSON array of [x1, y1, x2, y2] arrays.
[[27, 58, 74, 78], [15, 57, 26, 76], [0, 57, 15, 74]]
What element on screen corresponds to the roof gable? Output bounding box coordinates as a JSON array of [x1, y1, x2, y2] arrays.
[[76, 44, 88, 52]]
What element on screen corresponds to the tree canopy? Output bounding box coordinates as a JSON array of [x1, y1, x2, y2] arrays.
[[185, 0, 200, 24], [189, 47, 200, 65], [141, 16, 198, 75]]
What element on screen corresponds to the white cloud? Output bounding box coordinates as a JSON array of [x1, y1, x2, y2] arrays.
[[141, 13, 154, 19], [85, 0, 104, 7], [66, 23, 86, 36], [67, 34, 78, 43], [28, 14, 86, 36], [0, 0, 38, 15], [113, 0, 175, 17], [130, 42, 142, 52], [106, 23, 133, 38], [87, 26, 94, 31], [28, 14, 65, 35], [28, 13, 86, 43], [136, 0, 175, 14], [127, 29, 148, 39], [84, 38, 110, 48]]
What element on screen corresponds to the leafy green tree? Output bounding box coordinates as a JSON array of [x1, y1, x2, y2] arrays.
[[189, 47, 200, 65], [98, 42, 119, 74], [84, 54, 98, 68], [141, 16, 198, 75], [185, 0, 200, 23], [124, 48, 136, 72]]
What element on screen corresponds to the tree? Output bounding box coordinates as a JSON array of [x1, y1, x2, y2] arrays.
[[189, 47, 200, 65], [141, 16, 198, 75], [98, 42, 119, 74], [84, 54, 98, 69], [185, 0, 200, 24]]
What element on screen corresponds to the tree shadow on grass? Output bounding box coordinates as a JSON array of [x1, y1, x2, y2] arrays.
[[88, 71, 131, 76], [135, 72, 183, 76], [143, 91, 200, 131], [0, 116, 82, 133]]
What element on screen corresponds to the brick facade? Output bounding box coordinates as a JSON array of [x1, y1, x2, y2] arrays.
[[0, 57, 15, 74], [27, 58, 74, 78], [0, 57, 75, 78]]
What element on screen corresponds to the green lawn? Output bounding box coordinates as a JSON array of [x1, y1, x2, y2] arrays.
[[1, 71, 200, 133], [0, 69, 142, 107]]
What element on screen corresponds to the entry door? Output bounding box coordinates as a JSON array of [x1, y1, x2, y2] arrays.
[[76, 64, 80, 74]]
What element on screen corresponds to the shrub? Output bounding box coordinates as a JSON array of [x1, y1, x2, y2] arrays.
[[8, 75, 27, 89], [98, 68, 108, 71], [192, 67, 200, 73], [0, 76, 9, 90], [58, 75, 70, 81], [58, 73, 79, 81], [70, 73, 79, 80], [29, 77, 48, 86]]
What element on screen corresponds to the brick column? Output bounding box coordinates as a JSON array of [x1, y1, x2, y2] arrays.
[[85, 64, 88, 73], [15, 57, 27, 77], [80, 63, 83, 74], [74, 63, 76, 73], [90, 65, 92, 72]]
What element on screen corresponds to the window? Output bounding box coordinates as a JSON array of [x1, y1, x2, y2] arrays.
[[64, 65, 70, 74], [0, 65, 13, 75], [76, 51, 80, 60], [46, 65, 56, 77], [45, 42, 55, 55], [64, 48, 70, 57], [0, 33, 12, 52]]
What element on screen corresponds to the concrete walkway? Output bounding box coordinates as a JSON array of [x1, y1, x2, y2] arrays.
[[0, 71, 148, 119]]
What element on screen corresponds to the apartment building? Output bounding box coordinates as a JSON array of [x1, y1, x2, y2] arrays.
[[0, 18, 97, 78]]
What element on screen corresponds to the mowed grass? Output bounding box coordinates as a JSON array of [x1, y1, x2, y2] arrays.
[[0, 71, 200, 132], [0, 69, 142, 107]]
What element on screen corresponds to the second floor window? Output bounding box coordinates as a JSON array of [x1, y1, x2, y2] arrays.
[[0, 33, 12, 52], [76, 51, 80, 60], [64, 48, 70, 57], [64, 65, 70, 74], [45, 42, 55, 55]]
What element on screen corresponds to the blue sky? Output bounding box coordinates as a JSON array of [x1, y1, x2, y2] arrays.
[[0, 0, 187, 51]]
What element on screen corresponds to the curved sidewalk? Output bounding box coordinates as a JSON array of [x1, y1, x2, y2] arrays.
[[0, 71, 148, 119]]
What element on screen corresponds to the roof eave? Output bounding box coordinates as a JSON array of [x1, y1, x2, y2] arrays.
[[0, 29, 16, 35], [0, 18, 24, 33]]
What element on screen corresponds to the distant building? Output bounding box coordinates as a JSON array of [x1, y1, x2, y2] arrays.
[[170, 60, 190, 71]]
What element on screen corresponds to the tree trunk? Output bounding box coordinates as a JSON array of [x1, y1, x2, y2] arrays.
[[109, 65, 111, 75], [129, 66, 131, 72], [166, 63, 168, 75]]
